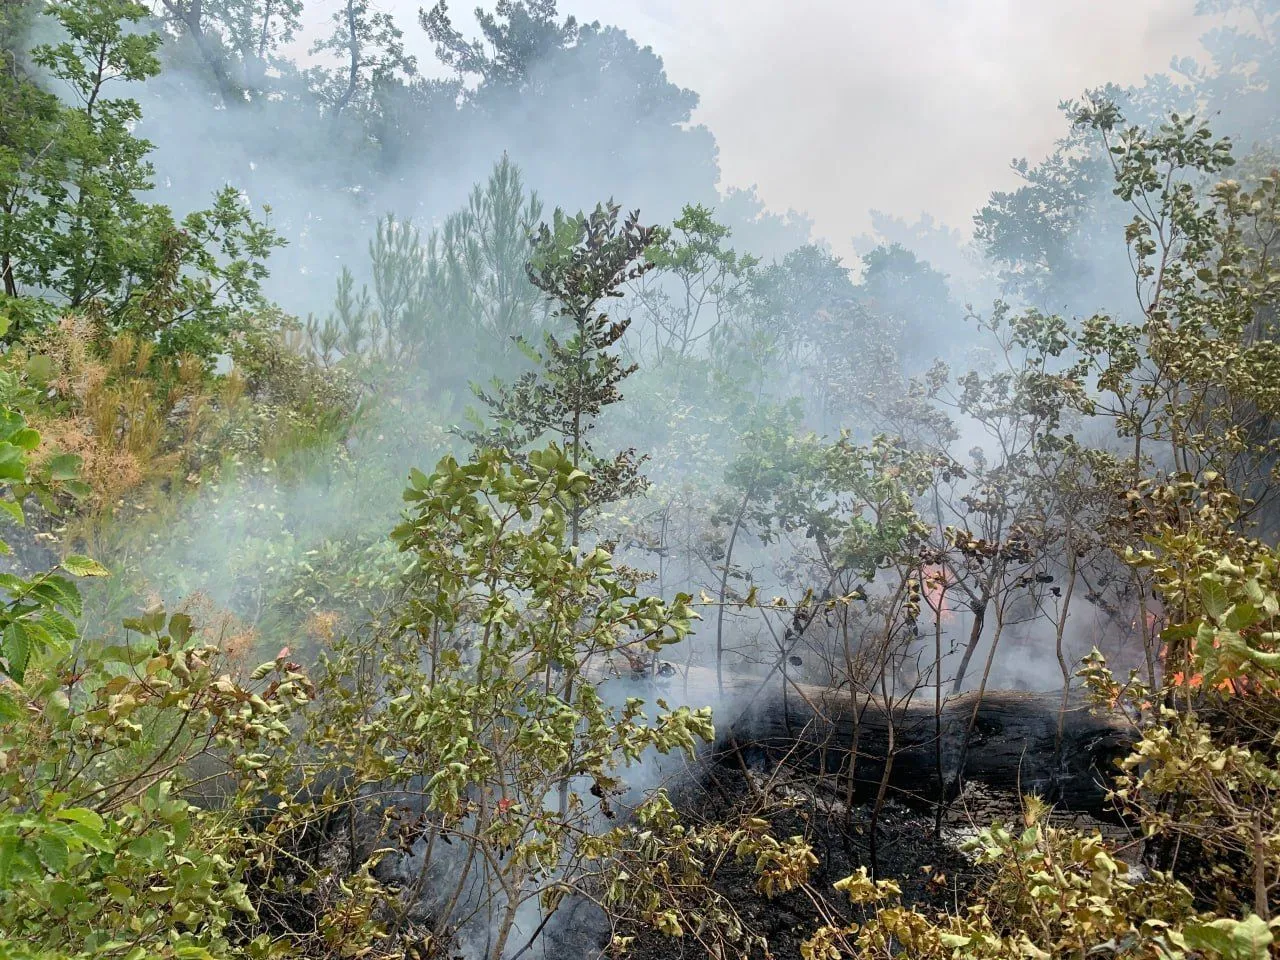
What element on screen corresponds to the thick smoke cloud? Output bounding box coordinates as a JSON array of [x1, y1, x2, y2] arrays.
[[103, 0, 1278, 707], [350, 0, 1205, 261]]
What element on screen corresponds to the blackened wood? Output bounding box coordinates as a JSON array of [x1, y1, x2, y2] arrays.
[[724, 682, 1133, 819]]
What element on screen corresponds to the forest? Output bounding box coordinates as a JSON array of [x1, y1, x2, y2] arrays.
[[2, 0, 1280, 957]]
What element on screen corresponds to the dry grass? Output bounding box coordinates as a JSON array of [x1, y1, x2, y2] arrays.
[[23, 320, 209, 512], [177, 591, 259, 669], [305, 609, 342, 646]]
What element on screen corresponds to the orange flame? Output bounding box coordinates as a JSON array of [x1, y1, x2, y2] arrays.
[[922, 566, 953, 623], [1162, 632, 1240, 693]]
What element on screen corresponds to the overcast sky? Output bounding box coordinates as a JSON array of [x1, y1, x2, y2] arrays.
[[319, 0, 1208, 256]]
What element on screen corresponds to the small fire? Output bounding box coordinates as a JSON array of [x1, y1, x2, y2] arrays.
[[922, 566, 953, 623], [1161, 635, 1240, 694]]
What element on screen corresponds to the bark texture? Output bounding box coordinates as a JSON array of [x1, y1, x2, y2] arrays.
[[723, 682, 1132, 818]]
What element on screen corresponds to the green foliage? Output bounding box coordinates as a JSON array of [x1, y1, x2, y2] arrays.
[[302, 444, 715, 958], [471, 201, 658, 541], [1, 0, 161, 308], [973, 114, 1122, 310], [0, 604, 312, 960], [302, 157, 545, 378], [8, 4, 1280, 957], [0, 391, 312, 959], [421, 155, 547, 375], [0, 0, 282, 359], [1173, 1, 1280, 148], [421, 0, 578, 91], [148, 0, 306, 105], [858, 242, 963, 360], [0, 405, 101, 685], [810, 102, 1280, 960], [723, 412, 931, 581], [119, 187, 285, 360], [803, 798, 1269, 960], [628, 203, 758, 362], [306, 0, 417, 116], [1078, 474, 1280, 919]]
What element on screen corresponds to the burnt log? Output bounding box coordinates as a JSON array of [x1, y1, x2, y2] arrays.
[[724, 682, 1133, 819]]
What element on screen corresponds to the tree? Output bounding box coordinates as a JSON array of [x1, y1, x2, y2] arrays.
[[2, 0, 163, 308], [722, 243, 862, 410], [148, 0, 305, 104], [973, 109, 1129, 314], [472, 201, 658, 545], [305, 445, 721, 960], [0, 392, 322, 960], [705, 401, 806, 696], [0, 0, 283, 358], [1068, 98, 1279, 521], [0, 602, 317, 960], [717, 184, 815, 262], [420, 1, 718, 216], [426, 154, 547, 373], [798, 102, 1280, 960], [300, 157, 546, 378], [1174, 0, 1280, 149], [626, 203, 758, 364], [1, 0, 56, 302], [421, 0, 578, 93], [0, 405, 100, 683], [306, 0, 417, 118], [857, 243, 964, 365]]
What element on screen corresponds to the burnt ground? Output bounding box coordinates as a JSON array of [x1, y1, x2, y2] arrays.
[[541, 741, 1137, 960], [333, 737, 1133, 960], [542, 754, 986, 960]]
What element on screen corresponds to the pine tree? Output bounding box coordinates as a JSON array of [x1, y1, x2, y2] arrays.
[[426, 154, 546, 371]]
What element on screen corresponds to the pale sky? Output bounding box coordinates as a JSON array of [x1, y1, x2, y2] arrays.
[[310, 0, 1208, 255]]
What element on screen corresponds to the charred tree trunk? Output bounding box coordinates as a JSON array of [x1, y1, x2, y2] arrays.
[[726, 684, 1132, 819]]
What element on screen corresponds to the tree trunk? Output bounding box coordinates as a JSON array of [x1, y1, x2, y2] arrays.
[[715, 488, 751, 698], [951, 592, 988, 694], [726, 682, 1131, 819]]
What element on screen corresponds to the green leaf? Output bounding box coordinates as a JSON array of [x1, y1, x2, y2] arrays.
[[127, 832, 165, 862], [250, 661, 276, 681], [45, 688, 70, 721], [0, 444, 28, 482], [1201, 577, 1230, 622], [1181, 915, 1274, 960], [38, 576, 82, 617], [10, 428, 40, 451], [3, 622, 32, 683], [35, 833, 68, 873], [0, 689, 21, 722], [53, 814, 111, 855], [24, 355, 54, 385], [37, 608, 78, 645], [54, 808, 105, 833], [0, 500, 23, 525], [61, 480, 93, 501], [0, 833, 16, 886], [47, 879, 82, 909], [47, 453, 82, 482], [1224, 601, 1260, 631], [61, 555, 109, 578], [168, 613, 192, 645]]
